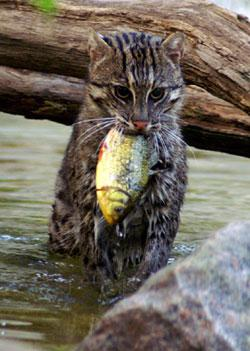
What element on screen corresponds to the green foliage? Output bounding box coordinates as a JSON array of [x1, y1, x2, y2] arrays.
[[30, 0, 57, 14]]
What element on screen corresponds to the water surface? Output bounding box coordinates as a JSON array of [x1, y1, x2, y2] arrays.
[[0, 114, 103, 350], [0, 113, 249, 350]]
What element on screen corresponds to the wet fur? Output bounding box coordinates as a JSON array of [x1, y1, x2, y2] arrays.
[[48, 31, 188, 283]]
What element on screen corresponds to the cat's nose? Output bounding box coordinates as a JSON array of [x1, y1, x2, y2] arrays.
[[133, 121, 149, 130]]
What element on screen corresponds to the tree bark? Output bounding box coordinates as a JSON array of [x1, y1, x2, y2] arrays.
[[0, 0, 249, 157], [0, 65, 84, 125]]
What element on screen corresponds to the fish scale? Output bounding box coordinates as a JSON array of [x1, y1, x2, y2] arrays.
[[96, 128, 149, 225]]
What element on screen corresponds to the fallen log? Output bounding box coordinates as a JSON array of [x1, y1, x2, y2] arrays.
[[182, 86, 250, 157], [1, 65, 249, 156], [0, 0, 249, 156], [0, 65, 84, 125]]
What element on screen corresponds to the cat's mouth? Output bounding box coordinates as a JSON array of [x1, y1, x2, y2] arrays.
[[117, 118, 161, 135], [131, 123, 161, 136]]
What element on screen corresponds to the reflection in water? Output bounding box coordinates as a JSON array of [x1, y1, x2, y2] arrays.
[[0, 112, 250, 350]]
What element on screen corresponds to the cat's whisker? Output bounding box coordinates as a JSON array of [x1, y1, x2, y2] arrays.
[[162, 126, 197, 161], [78, 120, 109, 139], [77, 124, 102, 144], [152, 134, 160, 158], [160, 113, 178, 121], [160, 128, 182, 145], [187, 146, 197, 162], [161, 132, 171, 155], [116, 116, 130, 127], [156, 136, 161, 157], [73, 117, 115, 125], [160, 126, 186, 146], [161, 136, 169, 156], [96, 133, 108, 153], [115, 124, 124, 138], [97, 136, 105, 152], [162, 127, 196, 162], [160, 126, 196, 161], [81, 121, 115, 144], [78, 120, 114, 142], [156, 132, 168, 157], [79, 121, 115, 146]]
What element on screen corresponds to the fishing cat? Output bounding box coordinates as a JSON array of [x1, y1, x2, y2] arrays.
[[49, 30, 187, 283]]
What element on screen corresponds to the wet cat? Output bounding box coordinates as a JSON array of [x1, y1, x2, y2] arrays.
[[49, 30, 187, 284]]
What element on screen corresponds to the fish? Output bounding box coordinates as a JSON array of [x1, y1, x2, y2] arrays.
[[96, 128, 149, 225]]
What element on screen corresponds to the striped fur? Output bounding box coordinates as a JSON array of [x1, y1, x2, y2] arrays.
[[48, 31, 187, 285], [88, 31, 185, 132]]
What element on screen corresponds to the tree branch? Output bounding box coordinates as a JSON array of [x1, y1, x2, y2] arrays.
[[0, 0, 249, 156]]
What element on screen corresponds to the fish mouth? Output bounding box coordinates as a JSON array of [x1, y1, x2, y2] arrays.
[[97, 186, 132, 225], [96, 186, 131, 203]]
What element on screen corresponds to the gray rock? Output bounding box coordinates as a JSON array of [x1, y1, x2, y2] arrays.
[[78, 222, 250, 351]]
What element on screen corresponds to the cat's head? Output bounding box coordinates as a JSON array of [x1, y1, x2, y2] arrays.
[[87, 30, 185, 134]]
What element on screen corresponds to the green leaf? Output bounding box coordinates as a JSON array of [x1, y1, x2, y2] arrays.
[[30, 0, 57, 14]]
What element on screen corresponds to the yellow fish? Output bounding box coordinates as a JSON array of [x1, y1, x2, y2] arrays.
[[96, 128, 149, 225]]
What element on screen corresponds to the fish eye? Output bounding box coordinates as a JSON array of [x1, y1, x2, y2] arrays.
[[114, 85, 132, 100], [150, 87, 165, 101], [114, 207, 124, 214]]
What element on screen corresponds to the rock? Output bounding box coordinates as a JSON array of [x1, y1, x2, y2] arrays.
[[77, 222, 250, 351]]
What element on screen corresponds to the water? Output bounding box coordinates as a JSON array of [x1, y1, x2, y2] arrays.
[[0, 112, 249, 350], [0, 114, 104, 350], [1, 1, 250, 349]]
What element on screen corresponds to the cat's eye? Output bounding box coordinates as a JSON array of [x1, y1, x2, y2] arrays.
[[150, 88, 165, 101], [114, 86, 132, 100]]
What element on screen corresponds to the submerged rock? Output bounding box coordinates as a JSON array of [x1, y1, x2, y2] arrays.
[[78, 222, 250, 351]]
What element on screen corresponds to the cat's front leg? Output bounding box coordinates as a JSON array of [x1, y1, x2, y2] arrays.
[[91, 207, 117, 281], [136, 168, 184, 280], [137, 206, 179, 280]]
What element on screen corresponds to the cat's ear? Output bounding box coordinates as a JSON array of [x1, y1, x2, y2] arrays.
[[161, 32, 185, 64], [88, 29, 112, 62]]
